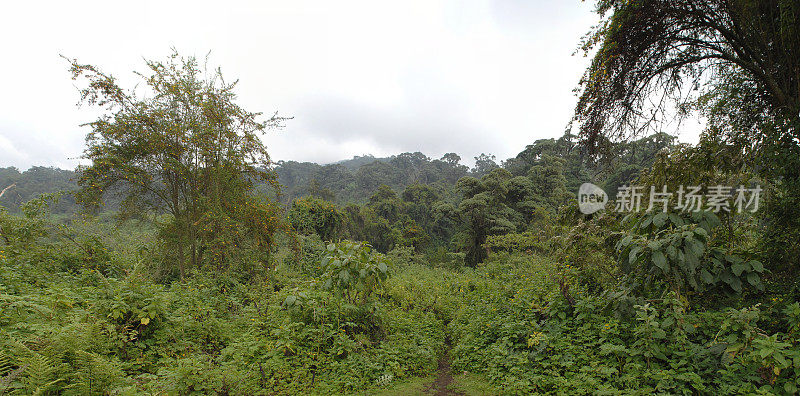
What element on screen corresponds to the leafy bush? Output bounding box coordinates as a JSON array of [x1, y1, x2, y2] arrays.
[[319, 241, 390, 305], [283, 233, 326, 276], [288, 196, 343, 241], [2, 167, 799, 395], [617, 210, 765, 297]]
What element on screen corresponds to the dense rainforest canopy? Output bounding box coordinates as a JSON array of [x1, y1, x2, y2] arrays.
[[2, 1, 800, 394]]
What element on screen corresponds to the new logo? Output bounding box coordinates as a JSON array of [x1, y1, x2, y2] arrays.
[[578, 183, 608, 214]]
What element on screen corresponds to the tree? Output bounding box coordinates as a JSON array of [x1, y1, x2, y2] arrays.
[[456, 169, 519, 266], [288, 196, 342, 241], [368, 185, 401, 222], [441, 153, 461, 166], [307, 179, 336, 202], [471, 153, 499, 177], [0, 167, 80, 214], [575, 0, 800, 149], [67, 51, 289, 279], [355, 161, 398, 195], [439, 153, 469, 184], [576, 0, 800, 272], [389, 152, 430, 184], [401, 183, 439, 232]]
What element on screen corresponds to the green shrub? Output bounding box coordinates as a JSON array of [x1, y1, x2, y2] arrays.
[[617, 210, 765, 297], [319, 241, 390, 305], [288, 196, 343, 241]]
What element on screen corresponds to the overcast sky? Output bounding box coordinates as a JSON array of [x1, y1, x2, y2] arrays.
[[0, 0, 701, 171]]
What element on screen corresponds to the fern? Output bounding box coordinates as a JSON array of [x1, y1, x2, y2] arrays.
[[0, 351, 11, 377], [0, 350, 26, 395], [22, 353, 62, 395]]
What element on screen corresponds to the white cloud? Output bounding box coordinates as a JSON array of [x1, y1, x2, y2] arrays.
[[0, 0, 661, 170]]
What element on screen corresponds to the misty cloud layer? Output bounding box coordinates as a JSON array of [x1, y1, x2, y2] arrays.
[[0, 1, 701, 170]]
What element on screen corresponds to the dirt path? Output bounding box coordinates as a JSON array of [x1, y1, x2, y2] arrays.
[[423, 344, 464, 396]]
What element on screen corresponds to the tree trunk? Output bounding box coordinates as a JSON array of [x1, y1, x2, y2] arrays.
[[177, 240, 186, 281], [0, 183, 15, 199]]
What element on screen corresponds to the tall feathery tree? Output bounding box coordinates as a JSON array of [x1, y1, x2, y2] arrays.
[[67, 51, 290, 279]]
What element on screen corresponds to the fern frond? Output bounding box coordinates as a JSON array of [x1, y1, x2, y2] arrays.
[[21, 352, 63, 395], [0, 351, 12, 376]]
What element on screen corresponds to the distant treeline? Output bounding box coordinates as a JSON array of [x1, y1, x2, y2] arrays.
[[0, 132, 675, 213], [276, 133, 674, 204], [0, 166, 81, 213]]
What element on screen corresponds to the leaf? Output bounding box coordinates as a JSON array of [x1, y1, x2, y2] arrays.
[[720, 269, 733, 284], [701, 269, 715, 284], [687, 273, 699, 290], [666, 244, 678, 259], [652, 251, 668, 272], [775, 353, 788, 368], [746, 272, 760, 286], [731, 261, 750, 277], [704, 211, 721, 228], [711, 257, 723, 269], [599, 343, 627, 355], [726, 254, 742, 264], [729, 277, 742, 293], [668, 213, 684, 226], [684, 248, 699, 273], [629, 247, 642, 264], [750, 260, 764, 273], [726, 343, 744, 354], [140, 317, 150, 325], [687, 237, 705, 256], [653, 212, 667, 228], [693, 227, 708, 238]]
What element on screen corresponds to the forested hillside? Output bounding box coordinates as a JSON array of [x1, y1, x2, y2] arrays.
[[3, 1, 800, 394], [0, 167, 80, 214], [0, 132, 672, 271], [1, 132, 672, 212]]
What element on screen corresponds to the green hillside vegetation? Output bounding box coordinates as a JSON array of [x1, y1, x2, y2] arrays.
[[3, 1, 800, 394]]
